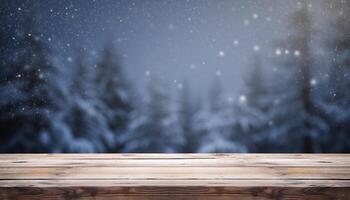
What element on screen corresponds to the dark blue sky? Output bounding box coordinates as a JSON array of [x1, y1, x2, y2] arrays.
[[9, 0, 329, 99]]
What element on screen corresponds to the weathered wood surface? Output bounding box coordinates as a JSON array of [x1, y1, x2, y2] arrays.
[[0, 154, 349, 199]]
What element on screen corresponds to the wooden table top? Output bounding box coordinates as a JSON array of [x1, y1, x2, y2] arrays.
[[0, 154, 350, 199]]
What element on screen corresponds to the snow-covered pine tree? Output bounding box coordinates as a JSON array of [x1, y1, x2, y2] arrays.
[[70, 50, 90, 98], [0, 1, 16, 151], [63, 49, 114, 152], [177, 80, 200, 152], [266, 0, 328, 152], [197, 77, 247, 153], [95, 42, 133, 152], [124, 75, 183, 152], [320, 0, 350, 152], [245, 53, 269, 111], [237, 52, 271, 152], [0, 2, 68, 152]]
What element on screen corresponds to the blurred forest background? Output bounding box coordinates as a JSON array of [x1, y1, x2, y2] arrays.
[[1, 0, 350, 153]]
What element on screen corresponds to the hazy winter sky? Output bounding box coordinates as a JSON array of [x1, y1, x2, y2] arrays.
[[11, 0, 328, 98]]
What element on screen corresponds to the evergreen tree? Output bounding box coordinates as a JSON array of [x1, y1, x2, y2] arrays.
[[245, 53, 269, 110], [237, 52, 270, 152], [63, 49, 114, 152], [0, 2, 67, 152], [320, 0, 350, 151], [124, 76, 182, 152], [0, 1, 15, 151], [197, 77, 247, 153], [71, 50, 89, 98], [266, 0, 328, 152], [95, 42, 133, 152], [178, 80, 200, 152], [209, 76, 224, 113]]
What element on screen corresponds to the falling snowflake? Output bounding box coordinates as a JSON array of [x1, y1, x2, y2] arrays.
[[275, 49, 282, 55], [253, 45, 260, 52], [294, 50, 300, 56], [310, 78, 317, 86], [239, 95, 246, 103]]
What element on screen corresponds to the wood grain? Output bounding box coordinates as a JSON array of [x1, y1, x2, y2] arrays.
[[0, 154, 349, 199]]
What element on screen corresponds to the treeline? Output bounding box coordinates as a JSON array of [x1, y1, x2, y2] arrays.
[[1, 1, 350, 153]]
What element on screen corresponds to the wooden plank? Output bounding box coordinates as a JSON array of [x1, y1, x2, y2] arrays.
[[0, 154, 349, 199], [1, 166, 350, 180], [2, 158, 349, 167], [1, 157, 350, 167], [1, 187, 350, 200], [1, 154, 349, 167], [1, 179, 350, 187]]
